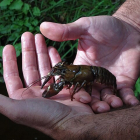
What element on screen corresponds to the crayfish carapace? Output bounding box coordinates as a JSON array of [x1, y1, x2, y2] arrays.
[[41, 60, 117, 101]]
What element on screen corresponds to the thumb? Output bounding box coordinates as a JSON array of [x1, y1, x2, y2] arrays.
[[40, 17, 90, 41]]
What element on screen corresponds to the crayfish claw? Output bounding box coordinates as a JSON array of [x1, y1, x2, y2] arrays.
[[41, 68, 56, 89], [42, 90, 49, 98], [42, 84, 59, 98], [42, 81, 64, 98], [41, 74, 52, 89]]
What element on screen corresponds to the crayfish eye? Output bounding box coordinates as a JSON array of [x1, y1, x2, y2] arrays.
[[61, 69, 66, 74]]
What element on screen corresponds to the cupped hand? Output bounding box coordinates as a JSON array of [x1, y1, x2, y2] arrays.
[[2, 32, 95, 139], [40, 16, 140, 111]]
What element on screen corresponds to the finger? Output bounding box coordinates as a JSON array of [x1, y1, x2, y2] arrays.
[[101, 88, 123, 108], [73, 89, 91, 103], [21, 32, 40, 86], [90, 89, 110, 113], [40, 17, 90, 41], [48, 47, 61, 81], [3, 45, 23, 98], [35, 34, 52, 85], [119, 88, 140, 106], [48, 47, 61, 67]]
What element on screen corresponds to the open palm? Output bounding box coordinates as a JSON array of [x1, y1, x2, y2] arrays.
[[2, 33, 95, 138], [40, 16, 140, 110], [3, 32, 93, 109]]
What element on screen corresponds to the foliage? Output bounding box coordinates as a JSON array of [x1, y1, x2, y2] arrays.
[[0, 0, 40, 49], [135, 79, 140, 100], [0, 0, 125, 82], [0, 0, 124, 69]]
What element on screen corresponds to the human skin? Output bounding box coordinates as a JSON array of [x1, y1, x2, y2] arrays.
[[113, 0, 140, 31], [40, 5, 140, 112], [2, 33, 140, 140], [1, 0, 140, 139]]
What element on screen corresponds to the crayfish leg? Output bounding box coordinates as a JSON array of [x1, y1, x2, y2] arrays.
[[66, 84, 72, 89], [70, 82, 79, 101], [75, 80, 87, 93], [70, 81, 87, 101], [85, 85, 92, 95], [71, 80, 87, 101]]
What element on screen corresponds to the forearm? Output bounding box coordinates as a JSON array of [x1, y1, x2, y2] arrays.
[[52, 105, 140, 140], [113, 0, 140, 31], [82, 106, 140, 140]]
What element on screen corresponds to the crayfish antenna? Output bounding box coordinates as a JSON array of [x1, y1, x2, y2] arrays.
[[22, 75, 48, 94]]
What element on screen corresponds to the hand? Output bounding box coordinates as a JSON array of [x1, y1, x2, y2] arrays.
[[40, 16, 140, 111], [2, 32, 94, 139], [2, 30, 140, 140]]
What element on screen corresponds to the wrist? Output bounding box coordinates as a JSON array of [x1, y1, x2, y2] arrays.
[[51, 113, 112, 140], [51, 113, 95, 140], [113, 0, 140, 32]]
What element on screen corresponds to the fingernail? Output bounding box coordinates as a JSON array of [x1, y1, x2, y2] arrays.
[[97, 105, 110, 113], [97, 106, 105, 112], [129, 98, 140, 106], [111, 98, 123, 108], [80, 95, 91, 103]]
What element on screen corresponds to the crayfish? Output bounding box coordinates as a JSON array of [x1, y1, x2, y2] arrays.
[[41, 60, 117, 101]]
